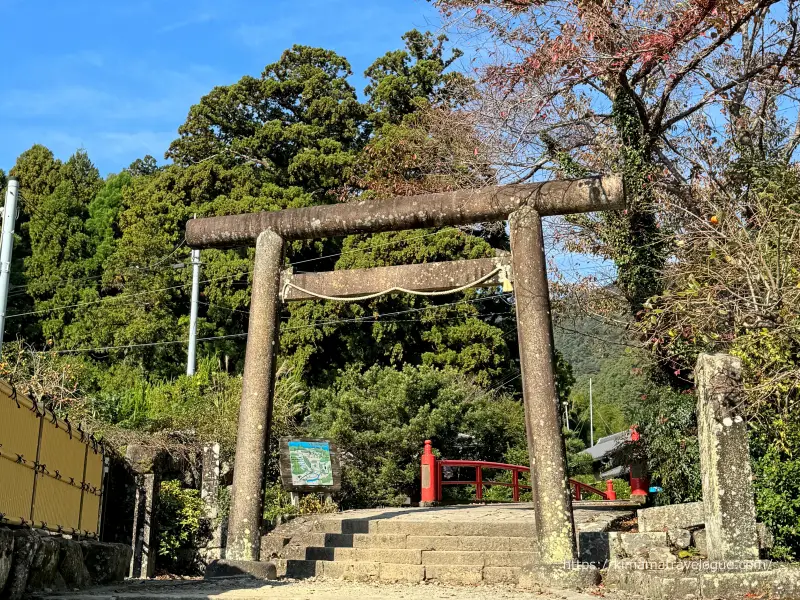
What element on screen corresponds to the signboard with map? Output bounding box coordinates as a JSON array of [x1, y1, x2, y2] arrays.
[[279, 437, 341, 493]]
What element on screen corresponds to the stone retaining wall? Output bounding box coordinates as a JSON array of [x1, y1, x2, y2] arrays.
[[0, 527, 130, 599]]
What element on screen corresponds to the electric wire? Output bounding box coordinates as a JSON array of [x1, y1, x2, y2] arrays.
[[5, 229, 466, 317], [40, 293, 514, 354]]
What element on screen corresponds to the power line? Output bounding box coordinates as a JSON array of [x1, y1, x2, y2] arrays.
[[148, 238, 187, 269], [7, 239, 189, 295], [201, 301, 250, 315], [5, 270, 262, 320], [7, 230, 472, 318], [6, 284, 190, 319], [44, 332, 248, 355], [209, 293, 514, 327], [40, 293, 514, 355]]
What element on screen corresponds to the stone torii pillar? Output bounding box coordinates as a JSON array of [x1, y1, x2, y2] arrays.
[[225, 230, 285, 562], [510, 206, 575, 565], [186, 177, 625, 569]]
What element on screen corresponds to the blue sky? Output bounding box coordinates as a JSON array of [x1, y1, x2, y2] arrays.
[[0, 0, 440, 177]]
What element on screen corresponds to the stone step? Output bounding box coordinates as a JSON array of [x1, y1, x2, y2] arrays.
[[407, 535, 537, 552], [274, 559, 524, 585], [309, 519, 536, 538], [309, 547, 423, 564], [278, 545, 537, 567], [275, 559, 423, 582], [422, 550, 537, 567], [263, 531, 539, 554]]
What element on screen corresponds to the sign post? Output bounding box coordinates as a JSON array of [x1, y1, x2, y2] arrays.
[[278, 438, 341, 504]]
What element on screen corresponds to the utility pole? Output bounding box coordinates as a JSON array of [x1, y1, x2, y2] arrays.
[[186, 247, 201, 376], [0, 178, 20, 356], [589, 378, 594, 447]]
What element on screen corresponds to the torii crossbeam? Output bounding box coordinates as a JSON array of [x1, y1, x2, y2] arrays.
[[186, 176, 625, 573]]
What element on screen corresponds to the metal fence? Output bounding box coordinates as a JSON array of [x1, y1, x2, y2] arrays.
[[0, 380, 104, 537]]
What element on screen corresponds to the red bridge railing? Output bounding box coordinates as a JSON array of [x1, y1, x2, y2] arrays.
[[420, 440, 616, 504]]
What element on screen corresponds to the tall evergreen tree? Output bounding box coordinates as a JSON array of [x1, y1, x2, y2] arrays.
[[280, 31, 518, 389], [6, 145, 65, 341], [24, 151, 102, 344]]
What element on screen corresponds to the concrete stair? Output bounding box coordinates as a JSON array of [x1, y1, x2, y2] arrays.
[[262, 517, 539, 585]]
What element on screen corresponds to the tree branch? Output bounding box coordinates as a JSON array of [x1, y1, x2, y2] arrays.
[[650, 0, 777, 137], [661, 58, 791, 132]]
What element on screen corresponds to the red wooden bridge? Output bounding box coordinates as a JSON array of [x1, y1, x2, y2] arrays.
[[420, 440, 617, 504]]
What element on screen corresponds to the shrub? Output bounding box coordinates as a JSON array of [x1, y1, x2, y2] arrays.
[[263, 482, 338, 527], [156, 480, 207, 574], [750, 412, 800, 560], [306, 364, 527, 508]]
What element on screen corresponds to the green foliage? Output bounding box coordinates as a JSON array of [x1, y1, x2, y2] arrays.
[[156, 480, 206, 574], [262, 482, 338, 526], [85, 172, 131, 271], [639, 160, 800, 556], [607, 87, 668, 311], [567, 354, 642, 446], [23, 151, 103, 344], [750, 411, 800, 560], [628, 383, 701, 506], [564, 430, 594, 476], [167, 45, 367, 195], [554, 312, 629, 378], [69, 358, 304, 455], [365, 30, 466, 127], [306, 364, 527, 508], [281, 228, 518, 389], [357, 31, 491, 204]]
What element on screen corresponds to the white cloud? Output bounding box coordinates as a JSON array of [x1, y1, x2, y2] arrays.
[[1, 63, 221, 122], [157, 12, 215, 34]]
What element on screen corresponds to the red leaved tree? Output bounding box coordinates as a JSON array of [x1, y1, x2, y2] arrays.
[[434, 0, 800, 309]]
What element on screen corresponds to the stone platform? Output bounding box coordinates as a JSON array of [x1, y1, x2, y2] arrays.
[[258, 502, 637, 585]]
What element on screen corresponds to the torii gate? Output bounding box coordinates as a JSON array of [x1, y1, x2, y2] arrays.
[[186, 176, 625, 574]]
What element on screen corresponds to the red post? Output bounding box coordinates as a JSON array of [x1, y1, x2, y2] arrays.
[[629, 427, 648, 500], [630, 462, 648, 499], [421, 440, 438, 504], [573, 482, 581, 501], [512, 469, 520, 502], [605, 479, 617, 501], [476, 466, 483, 501]]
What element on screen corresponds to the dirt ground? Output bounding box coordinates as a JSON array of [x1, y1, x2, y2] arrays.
[[38, 577, 637, 600]]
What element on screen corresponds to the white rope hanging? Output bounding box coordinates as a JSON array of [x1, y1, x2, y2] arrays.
[[282, 267, 505, 303]]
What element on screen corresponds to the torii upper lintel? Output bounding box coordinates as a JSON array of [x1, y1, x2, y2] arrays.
[[186, 176, 624, 248]]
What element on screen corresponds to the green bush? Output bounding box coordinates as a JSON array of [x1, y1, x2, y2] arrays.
[[156, 480, 207, 574], [627, 384, 702, 506], [263, 482, 338, 527], [750, 412, 800, 560], [306, 364, 528, 508]]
